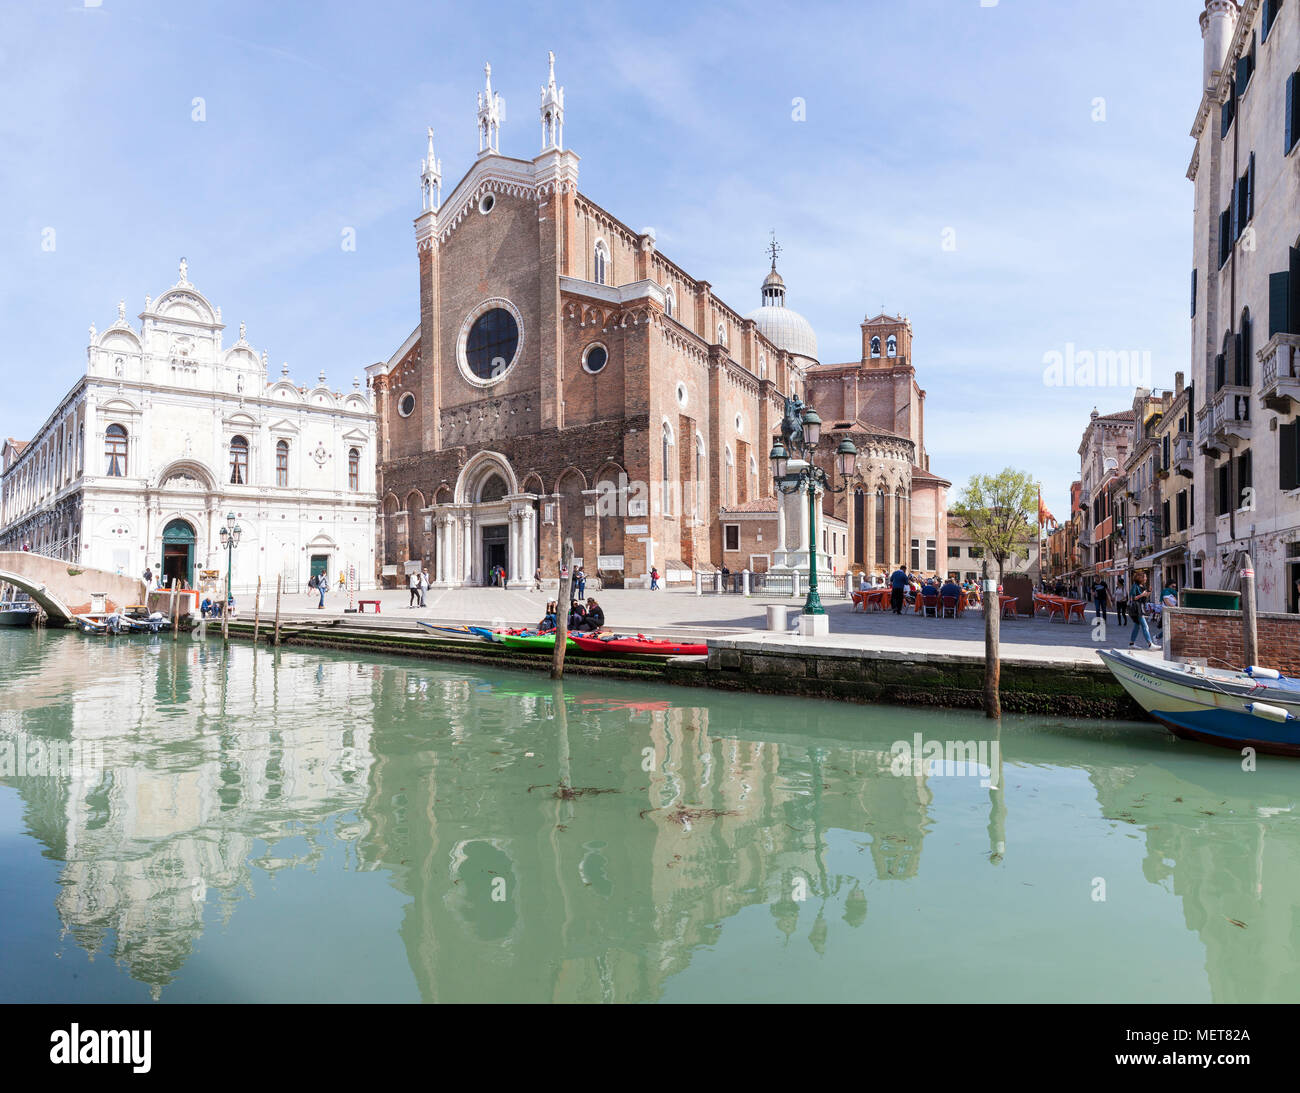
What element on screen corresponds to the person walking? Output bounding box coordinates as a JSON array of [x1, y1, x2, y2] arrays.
[[1091, 577, 1109, 624], [308, 573, 317, 599], [1128, 571, 1158, 648], [1114, 577, 1129, 625], [419, 568, 429, 608], [408, 569, 420, 608], [533, 567, 542, 592], [649, 566, 660, 591], [317, 576, 326, 610], [143, 566, 153, 590], [889, 564, 908, 614]]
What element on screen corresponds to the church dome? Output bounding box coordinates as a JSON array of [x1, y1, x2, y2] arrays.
[[745, 258, 817, 361]]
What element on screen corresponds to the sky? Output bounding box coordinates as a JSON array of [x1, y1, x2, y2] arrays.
[[0, 0, 1201, 516]]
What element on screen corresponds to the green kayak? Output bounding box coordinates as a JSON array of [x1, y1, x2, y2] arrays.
[[495, 632, 575, 652]]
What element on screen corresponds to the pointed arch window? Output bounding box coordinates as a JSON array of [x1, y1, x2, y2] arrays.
[[874, 487, 886, 563], [665, 285, 676, 319], [870, 336, 881, 358], [661, 421, 675, 516], [105, 424, 128, 477], [229, 435, 249, 485], [895, 487, 906, 565], [349, 448, 360, 492], [886, 334, 897, 356], [695, 434, 705, 516], [276, 440, 290, 487], [724, 447, 734, 508], [593, 239, 609, 286]]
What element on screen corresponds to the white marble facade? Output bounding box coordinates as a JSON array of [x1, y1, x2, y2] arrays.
[[0, 263, 378, 592]]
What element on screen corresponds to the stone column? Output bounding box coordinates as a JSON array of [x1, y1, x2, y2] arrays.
[[434, 516, 445, 583], [462, 513, 472, 586], [776, 496, 787, 558], [508, 510, 520, 584]]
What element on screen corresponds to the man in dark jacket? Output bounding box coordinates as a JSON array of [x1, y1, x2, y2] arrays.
[[889, 565, 909, 614], [580, 598, 605, 632]]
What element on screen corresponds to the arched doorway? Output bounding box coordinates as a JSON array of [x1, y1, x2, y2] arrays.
[[162, 519, 196, 588]]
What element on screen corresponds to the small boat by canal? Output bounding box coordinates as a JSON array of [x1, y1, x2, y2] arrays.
[[570, 633, 709, 657], [417, 622, 488, 641], [1098, 648, 1300, 756], [0, 597, 39, 628], [495, 632, 576, 652]]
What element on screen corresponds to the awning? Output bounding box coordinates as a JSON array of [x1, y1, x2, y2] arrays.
[[1144, 544, 1188, 563]]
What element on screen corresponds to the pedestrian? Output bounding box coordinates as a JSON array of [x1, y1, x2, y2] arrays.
[[308, 573, 317, 598], [317, 575, 327, 609], [408, 569, 420, 608], [1091, 577, 1109, 624], [533, 567, 542, 592], [649, 566, 660, 591], [575, 566, 586, 600], [889, 564, 908, 614], [338, 571, 347, 593], [143, 566, 153, 589], [419, 568, 429, 607], [1114, 578, 1129, 625], [1128, 571, 1158, 649]]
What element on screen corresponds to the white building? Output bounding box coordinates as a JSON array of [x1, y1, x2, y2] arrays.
[[0, 262, 378, 592], [1189, 0, 1300, 611]]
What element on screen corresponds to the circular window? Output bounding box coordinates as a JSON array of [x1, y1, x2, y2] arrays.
[[458, 300, 523, 386], [676, 382, 688, 408], [478, 192, 495, 215], [583, 344, 608, 374], [398, 393, 416, 417]]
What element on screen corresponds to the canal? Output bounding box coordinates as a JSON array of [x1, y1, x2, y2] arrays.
[[1, 629, 1297, 1003]]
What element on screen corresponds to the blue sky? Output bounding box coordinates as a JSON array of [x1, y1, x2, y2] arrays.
[[0, 0, 1200, 515]]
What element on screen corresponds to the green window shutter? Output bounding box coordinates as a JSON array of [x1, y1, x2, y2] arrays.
[[1271, 272, 1291, 337], [1237, 56, 1249, 88], [1281, 422, 1300, 492], [1242, 315, 1252, 385], [1291, 246, 1300, 332], [1233, 333, 1243, 385], [1248, 153, 1255, 221]]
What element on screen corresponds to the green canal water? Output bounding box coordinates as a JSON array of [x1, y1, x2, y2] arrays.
[[1, 628, 1298, 1003]]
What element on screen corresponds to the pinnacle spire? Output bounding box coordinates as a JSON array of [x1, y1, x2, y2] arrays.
[[421, 126, 442, 210], [539, 50, 564, 151], [477, 61, 503, 154]]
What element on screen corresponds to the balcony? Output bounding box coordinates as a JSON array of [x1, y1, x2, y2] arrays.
[[1198, 385, 1251, 455], [1260, 333, 1300, 413], [1172, 431, 1194, 477]]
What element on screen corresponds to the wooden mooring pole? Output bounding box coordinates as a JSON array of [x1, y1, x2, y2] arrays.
[[1240, 551, 1259, 669], [983, 564, 1001, 719], [171, 586, 179, 641], [551, 539, 574, 680], [253, 576, 262, 646], [274, 573, 283, 648]]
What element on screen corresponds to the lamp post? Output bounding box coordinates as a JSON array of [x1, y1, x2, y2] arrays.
[[770, 395, 857, 619], [217, 512, 241, 636]]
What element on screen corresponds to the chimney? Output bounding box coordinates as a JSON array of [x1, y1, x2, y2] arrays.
[[1201, 1, 1238, 93]]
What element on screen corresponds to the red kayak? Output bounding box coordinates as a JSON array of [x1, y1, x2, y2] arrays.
[[570, 632, 708, 657]]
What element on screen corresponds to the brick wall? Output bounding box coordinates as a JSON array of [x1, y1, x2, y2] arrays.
[[1165, 607, 1300, 675]]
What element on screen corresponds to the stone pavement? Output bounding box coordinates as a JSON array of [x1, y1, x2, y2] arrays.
[[256, 585, 1150, 664]]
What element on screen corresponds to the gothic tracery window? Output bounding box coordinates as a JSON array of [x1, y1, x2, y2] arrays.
[[229, 435, 249, 485], [105, 424, 128, 477]]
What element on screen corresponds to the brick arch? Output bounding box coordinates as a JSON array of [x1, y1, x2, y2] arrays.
[[520, 472, 545, 496], [555, 468, 587, 561], [433, 484, 453, 505]]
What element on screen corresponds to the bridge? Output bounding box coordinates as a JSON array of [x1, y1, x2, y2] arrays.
[[0, 552, 146, 625]]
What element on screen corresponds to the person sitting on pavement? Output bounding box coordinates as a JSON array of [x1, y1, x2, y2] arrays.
[[538, 602, 558, 633], [578, 598, 605, 632], [567, 600, 586, 631]]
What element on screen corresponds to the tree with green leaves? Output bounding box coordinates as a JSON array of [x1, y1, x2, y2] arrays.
[[952, 468, 1040, 582]]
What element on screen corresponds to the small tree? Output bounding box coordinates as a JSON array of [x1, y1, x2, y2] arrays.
[[952, 468, 1039, 583]]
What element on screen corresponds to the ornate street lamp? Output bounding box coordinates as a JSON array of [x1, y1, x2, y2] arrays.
[[770, 395, 857, 617], [217, 511, 241, 606]]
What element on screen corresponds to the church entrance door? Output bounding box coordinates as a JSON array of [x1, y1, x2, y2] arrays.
[[482, 524, 508, 585]]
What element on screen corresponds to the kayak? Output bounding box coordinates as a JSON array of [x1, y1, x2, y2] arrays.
[[417, 622, 493, 641], [496, 632, 575, 652], [570, 633, 709, 657]]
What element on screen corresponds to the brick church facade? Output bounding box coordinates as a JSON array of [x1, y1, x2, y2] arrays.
[[369, 56, 948, 587]]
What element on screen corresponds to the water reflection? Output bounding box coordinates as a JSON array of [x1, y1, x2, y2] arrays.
[[1, 630, 1298, 1002]]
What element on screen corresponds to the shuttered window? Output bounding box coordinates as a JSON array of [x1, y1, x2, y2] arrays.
[[1190, 269, 1197, 317], [1215, 352, 1226, 391], [1217, 462, 1231, 516], [1222, 84, 1236, 139], [1176, 490, 1188, 531], [1281, 422, 1300, 492], [1218, 210, 1231, 267], [1237, 449, 1253, 505], [1263, 0, 1280, 42], [1287, 71, 1298, 154]]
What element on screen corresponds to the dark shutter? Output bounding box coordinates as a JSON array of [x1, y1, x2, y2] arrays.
[[1233, 333, 1243, 385], [1237, 55, 1250, 89], [1215, 352, 1226, 390], [1191, 269, 1197, 317], [1288, 72, 1297, 154], [1292, 246, 1300, 332], [1241, 315, 1252, 385], [1248, 153, 1255, 221], [1263, 0, 1275, 41], [1282, 422, 1300, 492], [1271, 272, 1292, 337]]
